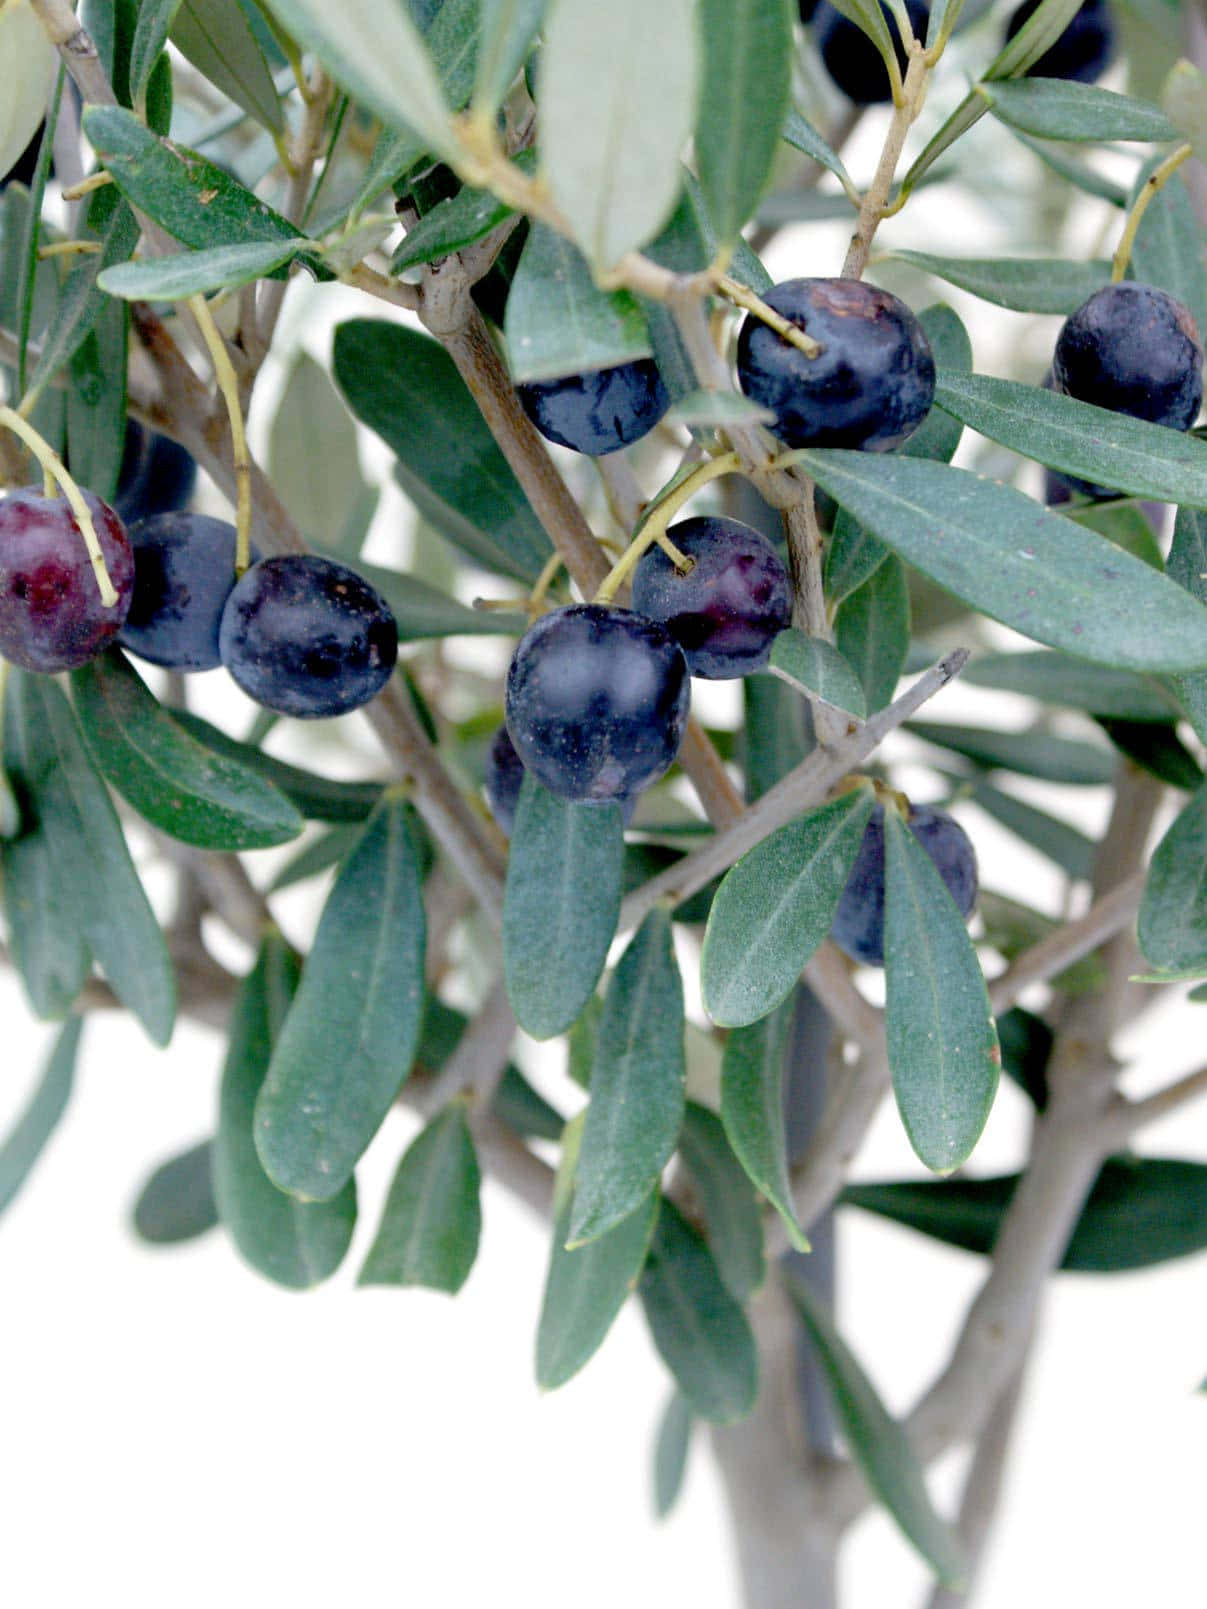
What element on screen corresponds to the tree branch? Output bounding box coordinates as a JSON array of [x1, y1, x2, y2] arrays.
[[619, 649, 970, 932], [986, 871, 1146, 1015], [28, 0, 117, 107]]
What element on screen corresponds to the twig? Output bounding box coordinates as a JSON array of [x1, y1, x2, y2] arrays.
[[784, 497, 847, 746], [28, 0, 117, 107], [619, 650, 970, 933], [841, 49, 929, 280], [1109, 1062, 1207, 1143], [986, 871, 1146, 1015], [418, 981, 516, 1116]]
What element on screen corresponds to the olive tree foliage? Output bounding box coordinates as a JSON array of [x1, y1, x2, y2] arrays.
[[3, 0, 1207, 1602]]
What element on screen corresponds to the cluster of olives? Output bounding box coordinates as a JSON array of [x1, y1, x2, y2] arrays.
[[0, 426, 397, 718]]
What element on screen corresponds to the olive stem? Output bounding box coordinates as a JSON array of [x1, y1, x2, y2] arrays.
[[0, 405, 118, 607], [593, 452, 740, 604], [717, 276, 823, 359], [1111, 142, 1194, 283], [187, 294, 253, 574], [841, 46, 931, 281]]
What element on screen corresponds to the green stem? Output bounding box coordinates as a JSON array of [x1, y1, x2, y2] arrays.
[[1111, 143, 1194, 283], [593, 452, 740, 604]]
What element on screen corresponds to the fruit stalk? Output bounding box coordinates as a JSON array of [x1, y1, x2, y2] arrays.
[[1110, 141, 1194, 283], [188, 295, 252, 573]]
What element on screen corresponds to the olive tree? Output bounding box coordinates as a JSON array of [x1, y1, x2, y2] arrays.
[[3, 0, 1207, 1603]]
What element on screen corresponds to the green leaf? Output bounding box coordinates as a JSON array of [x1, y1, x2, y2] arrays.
[[900, 303, 971, 465], [132, 1139, 219, 1245], [536, 1118, 659, 1388], [1, 676, 91, 1019], [1167, 507, 1207, 743], [214, 935, 356, 1288], [29, 199, 140, 396], [768, 629, 867, 719], [255, 793, 427, 1201], [540, 0, 699, 268], [935, 372, 1207, 514], [98, 238, 309, 300], [505, 222, 653, 383], [66, 275, 129, 504], [782, 108, 857, 197], [72, 651, 305, 851], [795, 448, 1207, 673], [0, 1018, 81, 1218], [842, 1156, 1207, 1272], [1138, 784, 1207, 970], [695, 0, 793, 246], [390, 173, 519, 273], [358, 1107, 481, 1291], [1128, 162, 1207, 344], [170, 710, 384, 822], [721, 1001, 810, 1251], [824, 510, 890, 610], [639, 1199, 758, 1424], [834, 553, 911, 716], [997, 1006, 1053, 1109], [261, 0, 454, 155], [334, 319, 552, 583], [883, 809, 999, 1174], [701, 790, 877, 1028], [652, 1392, 694, 1519], [906, 719, 1116, 785], [83, 107, 313, 264], [961, 650, 1179, 721], [476, 0, 547, 114], [742, 672, 810, 802], [503, 776, 624, 1041], [888, 250, 1111, 315], [130, 0, 182, 105], [352, 561, 525, 641], [980, 77, 1180, 142], [12, 65, 60, 396], [1161, 59, 1207, 165], [679, 1103, 766, 1300], [9, 674, 175, 1045], [782, 1269, 968, 1587], [1097, 716, 1203, 791], [968, 778, 1096, 883], [268, 351, 369, 554], [172, 0, 285, 132], [570, 909, 686, 1244]]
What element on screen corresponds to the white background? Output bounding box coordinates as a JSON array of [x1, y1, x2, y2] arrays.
[[4, 30, 1207, 1609]]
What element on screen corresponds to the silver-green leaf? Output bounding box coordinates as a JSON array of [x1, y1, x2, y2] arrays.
[[883, 809, 1000, 1173], [569, 908, 686, 1245], [695, 0, 794, 246], [795, 447, 1207, 672], [358, 1107, 482, 1292], [254, 793, 427, 1201], [540, 0, 699, 268], [503, 775, 624, 1041], [783, 1268, 969, 1586], [721, 1001, 810, 1252], [701, 790, 877, 1029]]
